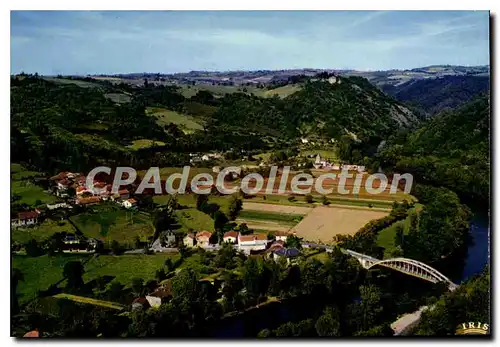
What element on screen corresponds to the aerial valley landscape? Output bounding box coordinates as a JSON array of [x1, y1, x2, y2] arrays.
[[10, 10, 490, 338]]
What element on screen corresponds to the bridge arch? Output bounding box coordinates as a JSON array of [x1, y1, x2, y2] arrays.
[[365, 257, 457, 291]]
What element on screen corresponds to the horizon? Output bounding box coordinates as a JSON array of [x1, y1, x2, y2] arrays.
[[11, 11, 490, 75]]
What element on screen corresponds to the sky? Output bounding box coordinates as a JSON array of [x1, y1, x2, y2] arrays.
[[11, 10, 490, 75]]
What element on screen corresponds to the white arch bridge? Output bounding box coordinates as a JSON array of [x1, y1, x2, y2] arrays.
[[343, 249, 458, 291]]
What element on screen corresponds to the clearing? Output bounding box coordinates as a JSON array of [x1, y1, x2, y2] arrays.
[[127, 139, 166, 150], [291, 206, 389, 243], [146, 107, 204, 133]]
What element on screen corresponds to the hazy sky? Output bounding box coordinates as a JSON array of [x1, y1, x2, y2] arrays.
[[11, 10, 490, 75]]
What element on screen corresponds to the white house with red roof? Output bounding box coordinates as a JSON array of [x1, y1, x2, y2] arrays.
[[196, 231, 212, 248], [238, 233, 268, 254], [223, 231, 238, 244]]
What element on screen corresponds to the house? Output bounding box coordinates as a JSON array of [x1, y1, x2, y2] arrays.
[[76, 196, 101, 205], [146, 285, 172, 308], [212, 166, 221, 173], [196, 231, 212, 248], [63, 234, 79, 244], [223, 231, 238, 244], [238, 233, 268, 254], [183, 233, 195, 247], [162, 230, 176, 246], [132, 297, 151, 310], [122, 198, 138, 209], [274, 231, 289, 242], [46, 202, 71, 210], [273, 247, 300, 264], [11, 210, 41, 228], [301, 138, 309, 144], [118, 189, 130, 199]]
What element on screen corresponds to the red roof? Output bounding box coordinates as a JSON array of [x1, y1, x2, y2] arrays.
[[18, 211, 39, 220], [118, 189, 129, 195], [239, 233, 267, 242], [50, 172, 69, 180], [23, 330, 40, 338], [127, 198, 137, 204], [77, 196, 100, 205], [93, 182, 106, 189], [133, 297, 150, 306], [196, 231, 212, 240], [76, 186, 86, 193], [223, 231, 238, 239]]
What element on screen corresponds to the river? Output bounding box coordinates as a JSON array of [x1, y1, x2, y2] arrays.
[[460, 212, 490, 282], [212, 212, 490, 337]]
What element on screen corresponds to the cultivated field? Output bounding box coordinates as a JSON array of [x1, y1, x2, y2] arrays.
[[242, 202, 312, 215], [291, 206, 389, 243]]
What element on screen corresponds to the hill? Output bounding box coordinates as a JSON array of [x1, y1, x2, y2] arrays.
[[381, 75, 490, 116], [374, 94, 490, 204]]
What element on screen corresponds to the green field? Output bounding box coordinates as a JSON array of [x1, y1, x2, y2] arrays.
[[42, 77, 102, 88], [53, 293, 124, 310], [146, 107, 204, 133], [69, 205, 154, 246], [238, 210, 303, 224], [104, 93, 131, 104], [127, 139, 166, 150], [262, 84, 302, 98], [12, 219, 76, 244], [376, 203, 423, 257], [13, 254, 91, 303], [300, 149, 338, 160], [174, 208, 215, 233], [11, 164, 57, 207]]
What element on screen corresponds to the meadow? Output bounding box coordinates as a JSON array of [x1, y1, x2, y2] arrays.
[[11, 163, 57, 207], [146, 107, 204, 133], [69, 204, 154, 246]]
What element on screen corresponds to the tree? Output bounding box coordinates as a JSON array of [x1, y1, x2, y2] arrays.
[[156, 268, 167, 282], [213, 211, 229, 232], [315, 306, 341, 336], [228, 195, 243, 220], [25, 239, 42, 257], [322, 195, 330, 205], [131, 278, 145, 297], [285, 235, 302, 250], [110, 240, 121, 255], [394, 224, 404, 247], [195, 194, 209, 211], [11, 268, 24, 315], [63, 261, 85, 290], [305, 194, 314, 203]]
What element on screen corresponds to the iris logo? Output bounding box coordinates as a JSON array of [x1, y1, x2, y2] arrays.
[[455, 322, 489, 335]]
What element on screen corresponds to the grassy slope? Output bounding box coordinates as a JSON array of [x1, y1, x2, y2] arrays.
[[262, 84, 302, 98], [69, 205, 154, 246], [12, 219, 76, 244], [376, 203, 423, 257], [11, 164, 57, 207], [146, 107, 204, 132]]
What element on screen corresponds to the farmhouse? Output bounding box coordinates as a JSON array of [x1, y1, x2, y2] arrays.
[[122, 198, 138, 209], [238, 233, 268, 254], [11, 210, 41, 228], [146, 286, 172, 308], [196, 231, 212, 248], [274, 231, 289, 242], [76, 196, 101, 205], [118, 189, 130, 199], [223, 231, 238, 244], [183, 233, 195, 247]]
